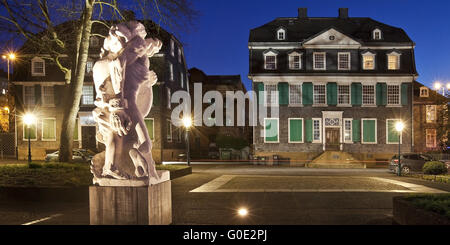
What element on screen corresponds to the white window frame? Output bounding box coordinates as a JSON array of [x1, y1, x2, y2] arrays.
[[288, 52, 301, 70], [180, 72, 184, 88], [23, 85, 35, 106], [86, 61, 93, 75], [362, 84, 376, 106], [426, 105, 437, 123], [41, 118, 56, 141], [277, 28, 286, 40], [313, 83, 327, 106], [263, 118, 279, 143], [426, 129, 437, 148], [337, 52, 351, 70], [343, 118, 353, 143], [144, 118, 155, 141], [362, 52, 375, 70], [288, 118, 304, 143], [41, 85, 55, 107], [312, 118, 322, 143], [166, 119, 172, 142], [263, 51, 278, 70], [264, 83, 279, 106], [420, 87, 429, 97], [361, 118, 377, 144], [81, 85, 95, 105], [373, 29, 382, 40], [387, 51, 401, 70], [288, 83, 302, 106], [170, 39, 175, 57], [22, 121, 38, 141], [169, 62, 174, 81], [386, 119, 403, 144], [313, 52, 326, 70], [387, 84, 401, 106], [31, 57, 45, 76], [337, 84, 351, 106]]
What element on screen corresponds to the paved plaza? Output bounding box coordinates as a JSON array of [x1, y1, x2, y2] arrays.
[[0, 165, 449, 225]]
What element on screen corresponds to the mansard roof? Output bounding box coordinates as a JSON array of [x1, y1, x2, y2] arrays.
[[249, 17, 413, 45]]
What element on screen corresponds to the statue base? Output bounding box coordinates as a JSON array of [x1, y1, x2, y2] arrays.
[[89, 171, 172, 225]]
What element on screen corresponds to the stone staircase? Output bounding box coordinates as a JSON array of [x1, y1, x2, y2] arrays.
[[306, 151, 366, 169]]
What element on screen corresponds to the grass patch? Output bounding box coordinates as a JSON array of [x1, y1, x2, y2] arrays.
[[403, 194, 450, 219], [0, 162, 190, 188]]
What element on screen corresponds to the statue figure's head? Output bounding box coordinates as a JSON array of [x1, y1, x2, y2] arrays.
[[102, 21, 147, 56]]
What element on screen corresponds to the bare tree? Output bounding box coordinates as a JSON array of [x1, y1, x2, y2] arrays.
[[0, 0, 197, 162]]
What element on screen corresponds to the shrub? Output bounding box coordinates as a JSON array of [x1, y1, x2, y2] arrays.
[[423, 161, 448, 175], [28, 162, 42, 169], [216, 135, 249, 150]]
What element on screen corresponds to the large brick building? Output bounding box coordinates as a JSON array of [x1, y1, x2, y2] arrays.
[[12, 21, 188, 163], [249, 8, 417, 162]]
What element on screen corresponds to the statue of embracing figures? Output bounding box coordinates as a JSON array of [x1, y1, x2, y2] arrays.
[[90, 21, 165, 186]]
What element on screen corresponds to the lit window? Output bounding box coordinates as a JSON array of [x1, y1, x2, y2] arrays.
[[420, 87, 429, 97], [338, 85, 350, 105], [344, 119, 352, 142], [426, 129, 437, 148], [264, 84, 278, 106], [82, 85, 94, 105], [313, 119, 321, 142], [387, 85, 400, 105], [277, 28, 285, 40], [24, 86, 35, 106], [42, 118, 56, 141], [289, 53, 301, 69], [426, 105, 436, 123], [338, 53, 350, 70], [362, 53, 375, 70], [23, 121, 37, 141], [289, 84, 302, 105], [313, 84, 326, 105], [362, 85, 375, 105], [31, 57, 45, 76], [387, 53, 400, 70], [373, 29, 382, 40], [265, 55, 276, 70], [144, 118, 154, 141], [313, 52, 326, 70], [42, 86, 54, 106]]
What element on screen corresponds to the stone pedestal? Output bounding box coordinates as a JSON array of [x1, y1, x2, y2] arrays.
[[89, 179, 172, 225]]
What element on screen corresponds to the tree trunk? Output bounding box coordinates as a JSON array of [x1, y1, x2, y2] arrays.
[[59, 0, 95, 162]]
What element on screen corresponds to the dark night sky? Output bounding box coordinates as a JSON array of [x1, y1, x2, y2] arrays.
[[181, 0, 450, 90], [2, 0, 450, 91]]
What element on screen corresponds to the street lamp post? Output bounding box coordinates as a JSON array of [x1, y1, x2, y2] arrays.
[[23, 113, 36, 164], [2, 53, 16, 81], [182, 116, 192, 166], [395, 121, 405, 176]]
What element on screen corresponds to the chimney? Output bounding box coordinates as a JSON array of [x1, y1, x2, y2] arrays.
[[338, 8, 348, 19], [298, 8, 307, 19]]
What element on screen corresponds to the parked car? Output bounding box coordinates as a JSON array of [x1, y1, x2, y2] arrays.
[[45, 149, 95, 163], [388, 153, 445, 174]]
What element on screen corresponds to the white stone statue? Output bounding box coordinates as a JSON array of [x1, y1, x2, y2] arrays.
[[90, 21, 167, 186]]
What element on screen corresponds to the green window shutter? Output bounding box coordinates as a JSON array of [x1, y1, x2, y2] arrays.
[[145, 119, 154, 140], [42, 119, 56, 140], [24, 124, 37, 140], [351, 83, 362, 105], [74, 118, 79, 141], [302, 83, 313, 105], [265, 119, 278, 142], [352, 120, 360, 142], [255, 82, 264, 105], [376, 83, 387, 105], [152, 85, 160, 106], [326, 82, 337, 105], [401, 83, 409, 106], [387, 120, 400, 143], [278, 82, 289, 105], [362, 120, 376, 143], [289, 119, 303, 142], [305, 119, 313, 142]]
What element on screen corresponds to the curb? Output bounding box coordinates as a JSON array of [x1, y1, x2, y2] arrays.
[[169, 167, 192, 180]]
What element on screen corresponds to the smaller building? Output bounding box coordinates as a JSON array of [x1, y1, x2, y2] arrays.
[[413, 81, 449, 152]]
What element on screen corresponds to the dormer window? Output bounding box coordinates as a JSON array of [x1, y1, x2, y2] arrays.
[[263, 50, 278, 70], [420, 87, 429, 97], [288, 52, 302, 70], [387, 51, 401, 70], [31, 57, 45, 76], [373, 29, 382, 40], [362, 51, 375, 70], [277, 28, 286, 40]]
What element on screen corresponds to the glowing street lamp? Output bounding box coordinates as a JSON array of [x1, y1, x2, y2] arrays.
[[23, 113, 36, 164], [182, 116, 192, 166], [395, 121, 405, 176], [238, 208, 248, 217], [2, 52, 16, 81]]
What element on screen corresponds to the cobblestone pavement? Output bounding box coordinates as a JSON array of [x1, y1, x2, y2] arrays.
[[0, 165, 448, 225]]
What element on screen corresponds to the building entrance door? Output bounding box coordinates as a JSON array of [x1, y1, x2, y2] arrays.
[[82, 126, 97, 150], [325, 128, 340, 151]]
